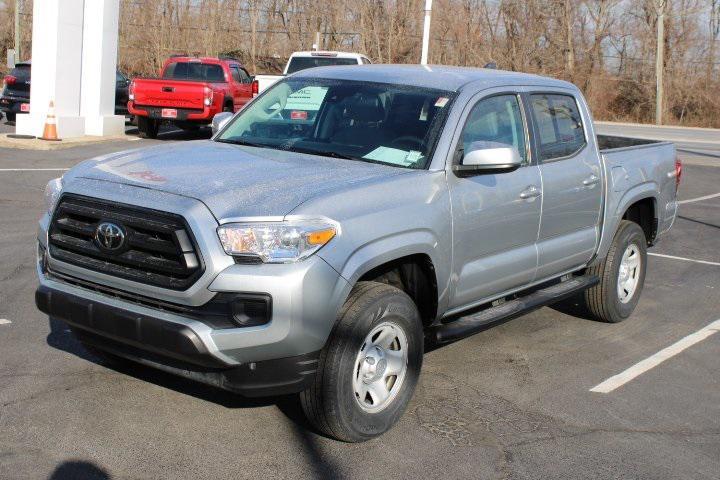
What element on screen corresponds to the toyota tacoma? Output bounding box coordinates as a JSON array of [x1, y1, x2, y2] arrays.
[[36, 65, 680, 442]]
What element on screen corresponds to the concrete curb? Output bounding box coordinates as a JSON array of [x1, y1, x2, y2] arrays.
[[0, 133, 140, 150]]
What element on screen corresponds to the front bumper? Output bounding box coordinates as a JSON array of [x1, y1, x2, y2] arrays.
[[36, 280, 325, 397]]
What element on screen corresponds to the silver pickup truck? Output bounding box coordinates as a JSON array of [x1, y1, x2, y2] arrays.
[[36, 65, 680, 442]]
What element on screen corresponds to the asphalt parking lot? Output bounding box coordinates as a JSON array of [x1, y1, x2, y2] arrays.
[[1, 119, 718, 479]]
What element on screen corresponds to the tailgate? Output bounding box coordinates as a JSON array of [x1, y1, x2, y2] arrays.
[[133, 79, 206, 110]]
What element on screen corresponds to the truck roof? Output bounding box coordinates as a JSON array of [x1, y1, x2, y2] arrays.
[[289, 51, 367, 59], [164, 56, 243, 65], [293, 64, 575, 92]]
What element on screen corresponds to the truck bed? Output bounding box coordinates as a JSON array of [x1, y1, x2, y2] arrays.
[[597, 134, 662, 152]]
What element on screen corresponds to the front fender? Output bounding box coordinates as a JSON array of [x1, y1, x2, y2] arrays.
[[318, 228, 452, 318]]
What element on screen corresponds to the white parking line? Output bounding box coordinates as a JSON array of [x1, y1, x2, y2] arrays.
[[678, 192, 720, 204], [0, 319, 11, 325], [648, 252, 720, 267], [0, 168, 69, 172], [590, 319, 720, 393]]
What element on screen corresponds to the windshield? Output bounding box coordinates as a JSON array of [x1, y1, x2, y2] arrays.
[[216, 78, 455, 169], [162, 62, 226, 82], [285, 57, 359, 74]]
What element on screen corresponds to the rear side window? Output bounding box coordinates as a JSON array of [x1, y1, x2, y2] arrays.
[[231, 66, 251, 84], [163, 62, 227, 82], [285, 57, 358, 74], [10, 64, 30, 80], [529, 94, 586, 161]]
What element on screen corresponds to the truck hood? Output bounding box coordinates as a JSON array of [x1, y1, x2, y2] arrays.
[[66, 141, 410, 221]]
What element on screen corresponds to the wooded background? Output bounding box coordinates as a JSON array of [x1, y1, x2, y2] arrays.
[[2, 0, 719, 127]]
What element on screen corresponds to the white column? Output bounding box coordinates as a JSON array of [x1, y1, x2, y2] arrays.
[[81, 0, 124, 136], [420, 0, 433, 65], [16, 0, 86, 138]]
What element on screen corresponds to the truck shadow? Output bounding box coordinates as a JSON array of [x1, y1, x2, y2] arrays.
[[47, 460, 110, 480], [125, 124, 212, 141], [46, 317, 275, 409], [45, 317, 345, 477]]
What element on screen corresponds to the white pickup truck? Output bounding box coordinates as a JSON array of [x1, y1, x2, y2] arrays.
[[253, 50, 371, 94]]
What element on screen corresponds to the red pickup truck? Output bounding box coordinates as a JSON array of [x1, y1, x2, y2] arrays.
[[128, 56, 255, 138]]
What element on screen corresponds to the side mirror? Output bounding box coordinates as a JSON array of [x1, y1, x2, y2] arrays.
[[211, 112, 233, 135], [453, 142, 522, 176]]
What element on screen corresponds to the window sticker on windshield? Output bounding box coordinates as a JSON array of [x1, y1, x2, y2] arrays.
[[290, 110, 308, 120], [285, 86, 329, 111], [363, 147, 423, 167], [435, 97, 449, 108]]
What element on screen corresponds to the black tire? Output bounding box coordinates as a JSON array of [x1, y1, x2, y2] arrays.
[[6, 112, 16, 122], [584, 220, 647, 323], [300, 281, 424, 442], [137, 116, 160, 139], [223, 102, 234, 113]]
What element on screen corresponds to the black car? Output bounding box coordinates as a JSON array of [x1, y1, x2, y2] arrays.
[[1, 61, 131, 122]]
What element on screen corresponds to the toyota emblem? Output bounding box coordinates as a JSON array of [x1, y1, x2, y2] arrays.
[[95, 222, 125, 251]]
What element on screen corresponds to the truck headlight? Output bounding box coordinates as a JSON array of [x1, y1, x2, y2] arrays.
[[217, 220, 338, 263], [44, 177, 63, 214]]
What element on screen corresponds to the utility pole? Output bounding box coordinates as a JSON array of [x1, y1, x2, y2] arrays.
[[14, 0, 21, 62], [421, 0, 433, 65], [655, 0, 666, 125]]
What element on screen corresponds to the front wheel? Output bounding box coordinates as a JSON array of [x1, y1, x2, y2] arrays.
[[300, 282, 424, 442], [584, 220, 647, 323]]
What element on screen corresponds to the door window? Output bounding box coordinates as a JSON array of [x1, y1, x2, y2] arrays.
[[231, 66, 251, 84], [460, 94, 527, 163], [529, 94, 586, 161]]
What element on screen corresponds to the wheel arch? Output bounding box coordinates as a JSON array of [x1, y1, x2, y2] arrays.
[[327, 235, 445, 327], [594, 183, 659, 264]]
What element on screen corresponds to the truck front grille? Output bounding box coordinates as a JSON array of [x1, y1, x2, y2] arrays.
[[48, 194, 204, 290]]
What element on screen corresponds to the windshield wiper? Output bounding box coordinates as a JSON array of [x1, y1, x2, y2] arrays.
[[288, 146, 359, 161], [216, 138, 270, 149]]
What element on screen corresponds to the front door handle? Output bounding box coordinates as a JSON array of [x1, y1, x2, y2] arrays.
[[582, 174, 600, 186], [519, 186, 542, 199]]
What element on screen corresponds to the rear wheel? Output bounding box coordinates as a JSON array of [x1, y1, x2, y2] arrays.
[[300, 282, 423, 442], [137, 116, 160, 139], [584, 220, 647, 323], [6, 112, 16, 122]]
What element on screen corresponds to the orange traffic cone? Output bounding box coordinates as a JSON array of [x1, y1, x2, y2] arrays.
[[40, 101, 61, 141]]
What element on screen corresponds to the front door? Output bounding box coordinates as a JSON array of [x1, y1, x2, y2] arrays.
[[527, 92, 603, 279], [447, 93, 542, 310]]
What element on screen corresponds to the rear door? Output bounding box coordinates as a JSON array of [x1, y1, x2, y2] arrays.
[[228, 65, 253, 110], [527, 91, 602, 279], [447, 90, 542, 310]]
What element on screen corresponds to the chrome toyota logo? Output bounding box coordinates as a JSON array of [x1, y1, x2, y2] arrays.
[[95, 222, 125, 251]]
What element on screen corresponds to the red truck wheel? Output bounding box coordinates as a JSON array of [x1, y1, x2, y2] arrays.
[[137, 117, 160, 139]]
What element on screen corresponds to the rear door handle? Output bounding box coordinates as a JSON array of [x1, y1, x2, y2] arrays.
[[582, 174, 600, 186], [519, 186, 542, 199]]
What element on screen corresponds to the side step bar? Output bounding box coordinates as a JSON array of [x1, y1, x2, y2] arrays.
[[433, 275, 599, 344]]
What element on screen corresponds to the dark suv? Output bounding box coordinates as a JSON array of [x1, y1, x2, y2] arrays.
[[0, 62, 31, 122], [1, 62, 131, 122]]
